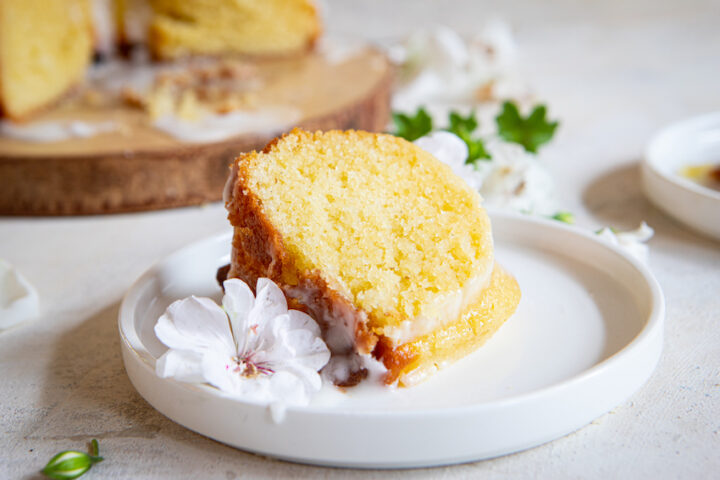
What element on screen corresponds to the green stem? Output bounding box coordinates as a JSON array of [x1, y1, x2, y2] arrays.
[[89, 439, 99, 457]]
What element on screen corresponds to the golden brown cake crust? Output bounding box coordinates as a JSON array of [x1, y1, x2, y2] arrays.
[[225, 138, 379, 362]]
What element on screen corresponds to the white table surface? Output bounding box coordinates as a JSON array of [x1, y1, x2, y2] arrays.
[[2, 1, 719, 478]]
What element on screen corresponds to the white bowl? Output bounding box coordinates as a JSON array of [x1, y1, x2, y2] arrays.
[[642, 112, 720, 240]]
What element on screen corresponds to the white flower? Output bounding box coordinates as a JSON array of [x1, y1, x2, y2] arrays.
[[391, 23, 525, 113], [414, 132, 557, 215], [475, 140, 557, 215], [414, 131, 485, 191], [596, 222, 655, 263], [154, 278, 330, 406]]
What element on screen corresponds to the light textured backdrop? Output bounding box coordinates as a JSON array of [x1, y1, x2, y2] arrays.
[[2, 1, 719, 478]]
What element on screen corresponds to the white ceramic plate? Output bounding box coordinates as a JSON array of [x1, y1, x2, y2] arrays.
[[642, 112, 720, 240], [119, 212, 664, 468]]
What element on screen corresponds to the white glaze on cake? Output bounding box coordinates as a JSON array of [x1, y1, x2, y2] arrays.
[[153, 107, 301, 143], [380, 266, 493, 345]]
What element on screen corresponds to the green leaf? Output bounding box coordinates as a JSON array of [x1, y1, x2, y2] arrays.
[[551, 211, 575, 224], [42, 441, 104, 480], [392, 107, 433, 141], [447, 111, 478, 137], [496, 101, 559, 153], [462, 134, 492, 166], [445, 110, 492, 165]]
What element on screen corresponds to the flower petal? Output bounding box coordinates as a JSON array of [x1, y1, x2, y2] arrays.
[[415, 131, 468, 170], [252, 278, 288, 320], [596, 223, 653, 264], [274, 332, 331, 372], [0, 259, 40, 331], [618, 222, 655, 243], [244, 278, 289, 353], [156, 349, 206, 383], [286, 309, 322, 337], [268, 371, 311, 405], [222, 278, 255, 349], [254, 311, 330, 372], [200, 349, 239, 393], [155, 296, 235, 356]]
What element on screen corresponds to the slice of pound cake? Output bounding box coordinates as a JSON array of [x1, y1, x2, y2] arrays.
[[223, 129, 520, 387]]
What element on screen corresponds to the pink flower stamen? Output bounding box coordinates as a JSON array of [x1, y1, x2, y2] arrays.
[[232, 355, 275, 378]]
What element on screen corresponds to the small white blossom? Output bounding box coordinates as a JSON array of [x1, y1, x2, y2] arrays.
[[596, 222, 655, 263], [391, 23, 525, 113], [155, 278, 330, 406], [415, 132, 557, 215], [475, 140, 557, 215]]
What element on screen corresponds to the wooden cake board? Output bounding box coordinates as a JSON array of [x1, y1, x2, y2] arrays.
[[0, 49, 392, 215]]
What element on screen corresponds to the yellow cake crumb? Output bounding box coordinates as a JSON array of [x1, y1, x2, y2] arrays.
[[0, 0, 93, 119], [148, 0, 321, 59], [241, 129, 495, 334]]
